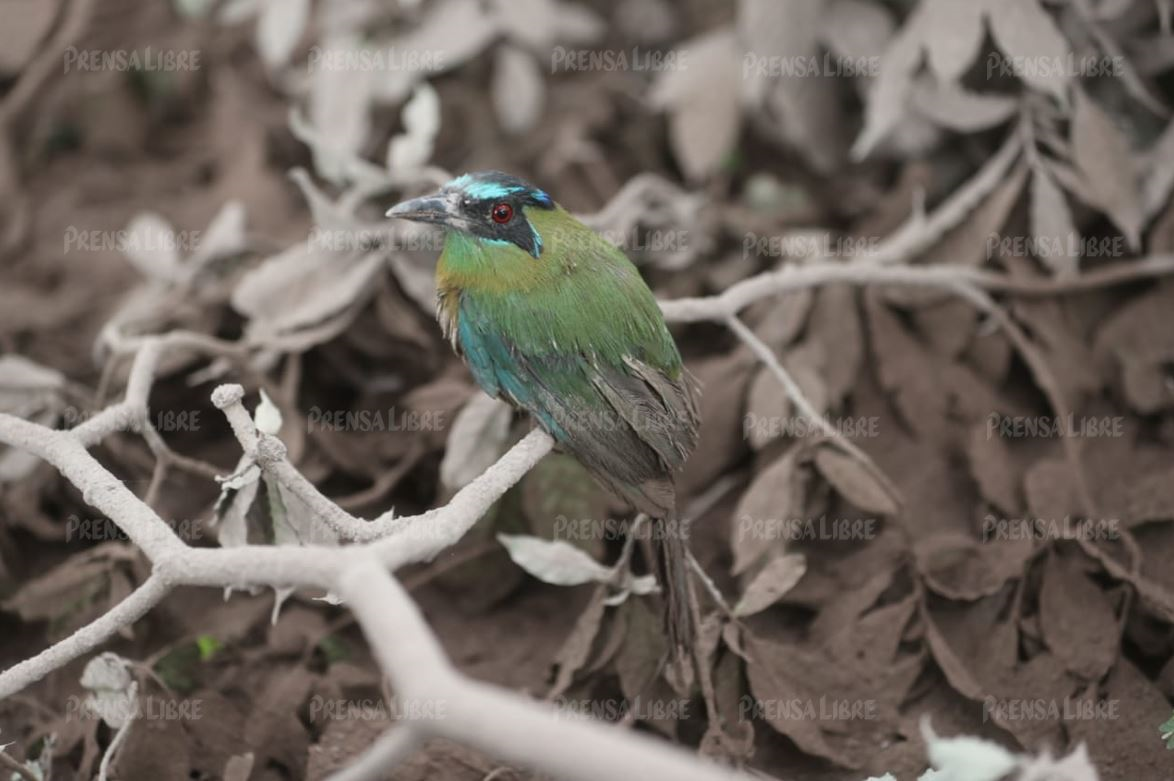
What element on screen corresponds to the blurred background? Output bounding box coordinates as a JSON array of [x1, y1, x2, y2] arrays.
[[1, 0, 1174, 779]]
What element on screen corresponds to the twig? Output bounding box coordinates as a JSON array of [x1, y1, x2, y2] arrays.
[[97, 716, 134, 781], [0, 749, 38, 781]]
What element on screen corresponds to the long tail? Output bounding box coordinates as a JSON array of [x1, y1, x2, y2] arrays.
[[654, 517, 694, 684]]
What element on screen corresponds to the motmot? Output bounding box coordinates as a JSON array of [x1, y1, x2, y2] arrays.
[[387, 171, 700, 668]]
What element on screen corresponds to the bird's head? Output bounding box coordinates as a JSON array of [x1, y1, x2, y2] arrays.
[[386, 171, 557, 259]]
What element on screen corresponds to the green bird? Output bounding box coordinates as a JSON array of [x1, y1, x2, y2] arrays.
[[387, 171, 700, 665]]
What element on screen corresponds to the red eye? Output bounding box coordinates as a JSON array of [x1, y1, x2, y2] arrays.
[[491, 202, 514, 224]]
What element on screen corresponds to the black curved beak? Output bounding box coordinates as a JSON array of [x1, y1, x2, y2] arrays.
[[385, 192, 459, 227]]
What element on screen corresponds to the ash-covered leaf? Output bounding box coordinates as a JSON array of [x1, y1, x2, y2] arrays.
[[188, 200, 247, 273], [80, 652, 138, 729], [1017, 744, 1100, 781], [650, 27, 742, 181], [920, 718, 1019, 781], [734, 552, 806, 617], [0, 0, 58, 72], [440, 393, 513, 491], [492, 45, 544, 135], [254, 389, 282, 436], [223, 753, 256, 781], [2, 544, 135, 630], [369, 0, 498, 104], [614, 595, 666, 702], [490, 0, 603, 51], [255, 0, 308, 70], [497, 533, 613, 586], [214, 463, 261, 547], [986, 0, 1071, 103], [911, 79, 1018, 132], [550, 587, 608, 695], [921, 0, 986, 84], [1029, 167, 1080, 277], [121, 212, 181, 282], [1142, 119, 1174, 218], [387, 83, 440, 172], [232, 245, 384, 343], [308, 34, 374, 184], [1071, 89, 1143, 249], [0, 354, 64, 480], [744, 365, 792, 451], [819, 0, 895, 64], [851, 1, 934, 159]]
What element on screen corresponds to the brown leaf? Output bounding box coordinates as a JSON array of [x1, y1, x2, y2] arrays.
[[912, 299, 978, 359], [1093, 280, 1174, 413], [1025, 457, 1084, 520], [681, 349, 756, 495], [1067, 660, 1174, 780], [1038, 551, 1119, 680], [744, 365, 791, 451], [965, 424, 1022, 515], [813, 443, 900, 516], [734, 553, 807, 617], [118, 717, 192, 780], [747, 288, 814, 353], [914, 532, 1033, 600], [741, 633, 860, 768], [805, 284, 863, 407], [1, 543, 136, 635], [731, 446, 804, 575], [550, 588, 608, 696], [614, 596, 667, 703]]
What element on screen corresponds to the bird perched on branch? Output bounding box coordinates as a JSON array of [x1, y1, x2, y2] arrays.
[[387, 171, 700, 675]]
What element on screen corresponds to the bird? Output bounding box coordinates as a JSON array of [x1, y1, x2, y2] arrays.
[[387, 171, 701, 672]]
